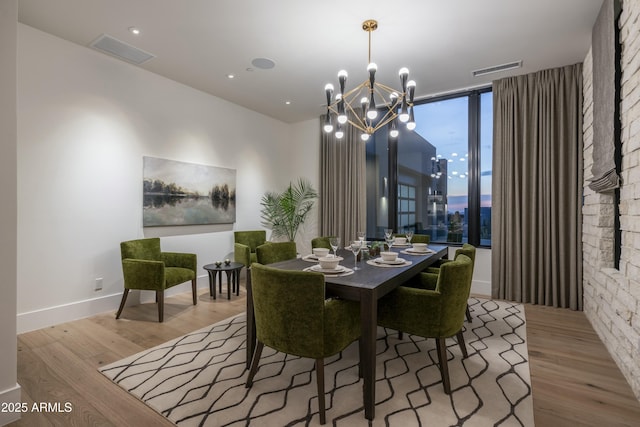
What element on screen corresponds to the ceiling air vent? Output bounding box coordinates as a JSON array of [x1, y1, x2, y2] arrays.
[[89, 34, 155, 65], [472, 60, 522, 77]]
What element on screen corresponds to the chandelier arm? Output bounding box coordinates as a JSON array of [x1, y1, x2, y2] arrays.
[[372, 85, 401, 109], [375, 82, 406, 97], [343, 99, 368, 132], [338, 81, 368, 103], [371, 114, 397, 132]]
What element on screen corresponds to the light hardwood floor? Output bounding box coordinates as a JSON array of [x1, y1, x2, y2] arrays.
[[11, 283, 640, 426]]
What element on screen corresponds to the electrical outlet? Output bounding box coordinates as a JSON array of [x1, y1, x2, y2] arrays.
[[95, 277, 103, 291]]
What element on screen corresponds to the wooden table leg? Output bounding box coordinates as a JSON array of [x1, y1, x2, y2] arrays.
[[225, 270, 232, 299], [361, 291, 376, 420], [207, 270, 217, 300], [245, 268, 256, 370], [233, 267, 242, 296]]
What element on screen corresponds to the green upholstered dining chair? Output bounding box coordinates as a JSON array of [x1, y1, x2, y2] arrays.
[[255, 241, 297, 265], [234, 230, 267, 268], [311, 236, 335, 250], [117, 237, 197, 323], [377, 254, 474, 394], [425, 243, 476, 322], [246, 263, 360, 424]]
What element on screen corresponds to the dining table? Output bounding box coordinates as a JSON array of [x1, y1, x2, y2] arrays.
[[244, 243, 448, 421]]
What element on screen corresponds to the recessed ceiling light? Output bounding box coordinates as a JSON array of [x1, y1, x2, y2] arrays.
[[128, 27, 141, 35], [227, 74, 235, 79], [285, 101, 291, 105]]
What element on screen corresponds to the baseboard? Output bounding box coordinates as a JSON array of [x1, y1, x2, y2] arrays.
[[471, 279, 491, 298], [17, 275, 489, 334], [17, 275, 209, 334], [17, 292, 125, 334], [0, 384, 22, 426]]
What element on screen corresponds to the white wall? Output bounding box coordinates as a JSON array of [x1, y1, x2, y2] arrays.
[[288, 118, 321, 256], [0, 1, 21, 424], [16, 24, 294, 332]]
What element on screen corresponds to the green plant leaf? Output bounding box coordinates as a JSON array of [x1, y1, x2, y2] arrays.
[[260, 178, 317, 241]]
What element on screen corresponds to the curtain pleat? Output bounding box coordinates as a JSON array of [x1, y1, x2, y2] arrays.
[[492, 64, 583, 310], [319, 117, 366, 246]]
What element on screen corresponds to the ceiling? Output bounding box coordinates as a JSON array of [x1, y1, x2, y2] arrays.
[[18, 0, 604, 124]]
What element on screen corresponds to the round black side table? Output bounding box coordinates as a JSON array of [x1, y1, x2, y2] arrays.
[[203, 262, 244, 300]]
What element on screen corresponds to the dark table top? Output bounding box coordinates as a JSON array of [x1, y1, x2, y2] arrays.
[[268, 245, 448, 299], [203, 262, 243, 271]]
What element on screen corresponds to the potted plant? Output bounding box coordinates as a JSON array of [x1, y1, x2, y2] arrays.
[[260, 178, 318, 242], [369, 241, 382, 257]]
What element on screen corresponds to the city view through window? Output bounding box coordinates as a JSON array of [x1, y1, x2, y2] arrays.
[[366, 90, 492, 247]]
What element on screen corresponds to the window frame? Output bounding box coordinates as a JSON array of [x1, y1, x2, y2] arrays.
[[374, 86, 492, 248]]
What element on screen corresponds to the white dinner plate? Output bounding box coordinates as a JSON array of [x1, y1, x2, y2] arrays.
[[374, 257, 406, 265], [405, 248, 433, 254], [303, 254, 343, 262], [307, 264, 346, 274]]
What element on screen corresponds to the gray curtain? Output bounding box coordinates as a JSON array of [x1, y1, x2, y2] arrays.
[[492, 64, 583, 310], [319, 116, 366, 246]]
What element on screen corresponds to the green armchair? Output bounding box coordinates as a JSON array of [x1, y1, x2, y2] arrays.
[[425, 243, 476, 322], [117, 237, 197, 322], [234, 230, 267, 268], [311, 236, 335, 250], [246, 263, 360, 424], [255, 241, 297, 265], [378, 254, 474, 394]]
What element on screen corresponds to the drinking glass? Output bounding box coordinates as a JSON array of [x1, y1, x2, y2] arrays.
[[350, 240, 362, 270], [385, 234, 395, 251], [329, 237, 340, 258], [405, 229, 414, 245], [357, 231, 366, 244], [384, 228, 393, 240]]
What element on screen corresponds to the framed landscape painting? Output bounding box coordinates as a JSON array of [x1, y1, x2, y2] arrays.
[[143, 157, 236, 226]]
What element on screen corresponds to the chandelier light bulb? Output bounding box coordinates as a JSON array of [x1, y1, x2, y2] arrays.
[[336, 129, 344, 139], [390, 129, 399, 138], [338, 114, 348, 124], [323, 115, 333, 133], [407, 80, 416, 103], [407, 106, 416, 130], [399, 102, 409, 123], [324, 83, 334, 93], [398, 67, 409, 77], [361, 133, 370, 141], [367, 93, 378, 120], [338, 70, 348, 79]]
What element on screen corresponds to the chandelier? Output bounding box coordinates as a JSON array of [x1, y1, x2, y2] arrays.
[[323, 19, 416, 141]]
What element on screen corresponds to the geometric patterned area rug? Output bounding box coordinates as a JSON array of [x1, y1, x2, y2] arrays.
[[100, 297, 533, 426]]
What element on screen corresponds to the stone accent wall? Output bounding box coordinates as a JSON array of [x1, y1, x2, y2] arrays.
[[583, 0, 640, 400]]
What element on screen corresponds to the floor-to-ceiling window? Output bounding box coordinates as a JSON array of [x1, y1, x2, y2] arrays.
[[366, 88, 492, 247]]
